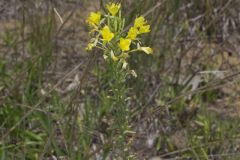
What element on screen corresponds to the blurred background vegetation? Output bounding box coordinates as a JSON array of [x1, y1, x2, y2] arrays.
[[1, 0, 240, 159]]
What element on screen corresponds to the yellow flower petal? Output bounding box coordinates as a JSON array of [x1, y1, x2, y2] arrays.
[[140, 47, 153, 54], [86, 12, 101, 27], [133, 16, 151, 35], [127, 27, 138, 40], [139, 25, 150, 34], [134, 16, 147, 28], [86, 43, 94, 51], [101, 26, 114, 42], [106, 3, 121, 16], [119, 38, 131, 51]]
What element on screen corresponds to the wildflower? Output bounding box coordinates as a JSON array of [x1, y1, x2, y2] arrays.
[[133, 16, 151, 34], [86, 3, 152, 68], [86, 12, 101, 27], [111, 51, 119, 61], [101, 26, 114, 42], [86, 43, 94, 51], [139, 47, 153, 54], [106, 3, 121, 16], [127, 27, 138, 40], [138, 25, 150, 34], [119, 38, 131, 51], [134, 16, 147, 28]]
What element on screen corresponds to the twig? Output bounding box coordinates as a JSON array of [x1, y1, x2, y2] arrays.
[[54, 8, 63, 24]]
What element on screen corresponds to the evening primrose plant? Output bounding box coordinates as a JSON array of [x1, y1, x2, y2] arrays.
[[86, 2, 153, 70], [85, 2, 152, 158]]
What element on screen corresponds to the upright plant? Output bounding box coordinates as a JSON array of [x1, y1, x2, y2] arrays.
[[85, 2, 152, 158]]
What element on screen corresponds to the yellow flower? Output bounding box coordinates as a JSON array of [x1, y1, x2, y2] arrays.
[[86, 12, 101, 27], [133, 16, 151, 34], [134, 16, 147, 28], [111, 51, 119, 61], [86, 43, 94, 51], [119, 38, 131, 51], [139, 47, 153, 54], [139, 25, 150, 34], [101, 26, 114, 42], [127, 27, 138, 40], [106, 3, 121, 16]]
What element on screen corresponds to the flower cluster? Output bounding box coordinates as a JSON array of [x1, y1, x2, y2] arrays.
[[86, 2, 153, 69]]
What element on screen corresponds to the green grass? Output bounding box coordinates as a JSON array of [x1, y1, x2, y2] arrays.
[[1, 0, 240, 159]]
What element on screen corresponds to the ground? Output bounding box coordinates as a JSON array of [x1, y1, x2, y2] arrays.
[[1, 0, 240, 159]]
